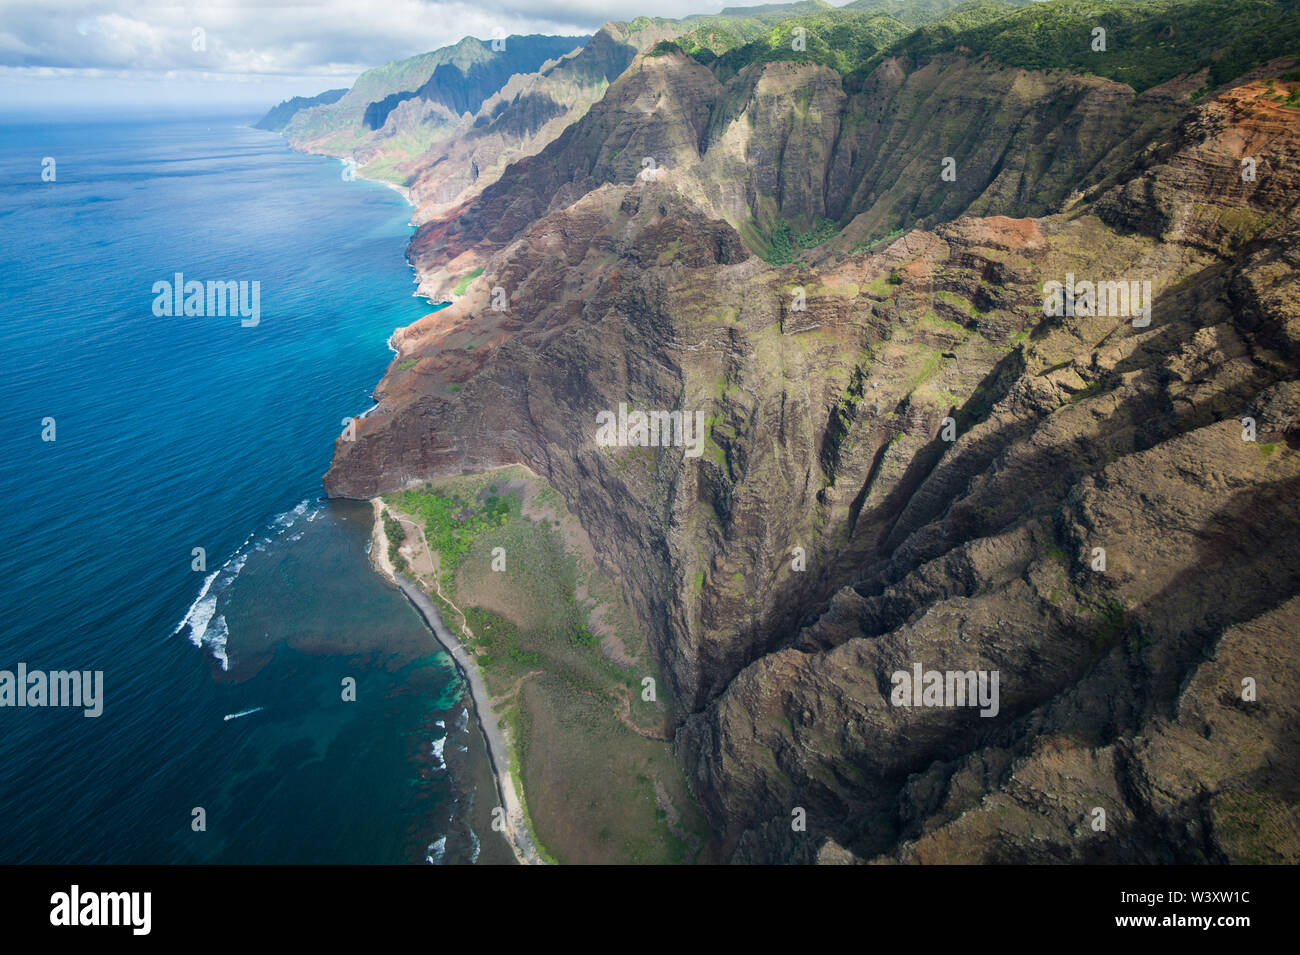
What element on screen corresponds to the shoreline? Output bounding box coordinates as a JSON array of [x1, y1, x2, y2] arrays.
[[368, 498, 545, 866], [342, 157, 413, 206]]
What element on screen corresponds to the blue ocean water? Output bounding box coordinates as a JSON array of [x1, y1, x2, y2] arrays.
[[0, 116, 508, 863]]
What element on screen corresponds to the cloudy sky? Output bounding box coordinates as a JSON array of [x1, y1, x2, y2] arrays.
[[0, 0, 823, 113]]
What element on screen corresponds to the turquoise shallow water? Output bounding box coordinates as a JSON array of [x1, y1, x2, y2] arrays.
[[0, 115, 507, 863]]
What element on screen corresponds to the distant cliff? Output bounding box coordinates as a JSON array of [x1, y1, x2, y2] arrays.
[[253, 88, 347, 131], [278, 34, 589, 186], [360, 35, 591, 131], [316, 0, 1300, 863]]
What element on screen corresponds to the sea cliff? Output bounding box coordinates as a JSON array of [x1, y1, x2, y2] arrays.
[[301, 1, 1300, 863]]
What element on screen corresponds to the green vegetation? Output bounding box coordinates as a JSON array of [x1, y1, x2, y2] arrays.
[[907, 348, 944, 390], [391, 485, 515, 578], [879, 0, 1300, 94], [796, 217, 839, 249], [851, 226, 906, 254], [636, 3, 842, 69], [382, 510, 408, 574], [936, 289, 984, 316], [1212, 790, 1300, 864], [1089, 597, 1147, 655], [466, 607, 544, 666], [670, 0, 1298, 98], [845, 0, 988, 29], [765, 222, 796, 264], [1066, 379, 1109, 403], [647, 39, 685, 58], [753, 217, 836, 264], [452, 266, 485, 296], [396, 357, 418, 371], [710, 9, 912, 81], [866, 274, 895, 296]]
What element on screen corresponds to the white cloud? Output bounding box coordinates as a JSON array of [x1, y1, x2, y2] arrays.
[[0, 0, 741, 76], [0, 0, 856, 112]]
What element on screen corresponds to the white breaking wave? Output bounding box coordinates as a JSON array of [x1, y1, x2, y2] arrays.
[[172, 499, 319, 670], [172, 550, 246, 672], [274, 501, 309, 527], [206, 614, 230, 671], [175, 580, 217, 641], [425, 836, 447, 865]]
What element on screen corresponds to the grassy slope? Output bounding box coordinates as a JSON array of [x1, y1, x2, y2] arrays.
[[385, 468, 712, 864]]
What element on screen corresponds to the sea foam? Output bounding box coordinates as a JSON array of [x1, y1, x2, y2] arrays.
[[172, 499, 318, 670]]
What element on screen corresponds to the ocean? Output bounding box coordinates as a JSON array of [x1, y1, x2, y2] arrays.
[[0, 114, 510, 863]]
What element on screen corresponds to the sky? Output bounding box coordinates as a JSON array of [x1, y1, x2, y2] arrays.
[[0, 0, 846, 116]]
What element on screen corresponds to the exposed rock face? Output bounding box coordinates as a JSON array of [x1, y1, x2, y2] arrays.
[[282, 21, 686, 222], [405, 51, 1197, 301], [325, 43, 1300, 864], [400, 23, 660, 227]]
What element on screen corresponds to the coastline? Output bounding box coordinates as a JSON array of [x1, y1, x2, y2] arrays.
[[342, 157, 413, 206], [369, 175, 413, 206], [368, 498, 545, 866], [361, 467, 708, 863]]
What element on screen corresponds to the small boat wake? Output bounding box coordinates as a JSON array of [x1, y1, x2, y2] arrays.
[[223, 706, 264, 722]]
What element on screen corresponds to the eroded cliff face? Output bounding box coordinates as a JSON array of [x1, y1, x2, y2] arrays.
[[404, 51, 1196, 301], [325, 51, 1300, 863]]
